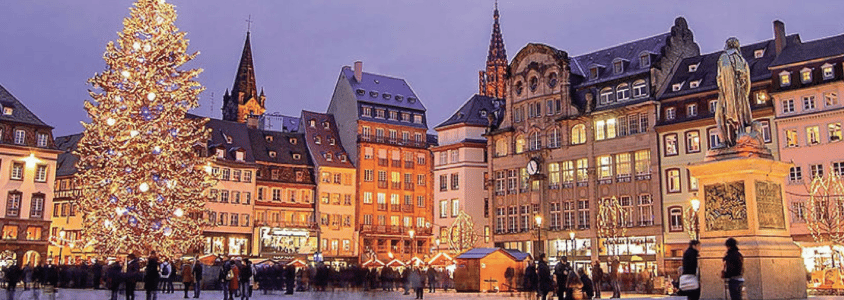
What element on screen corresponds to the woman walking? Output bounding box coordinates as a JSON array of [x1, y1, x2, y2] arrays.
[[181, 259, 194, 299], [681, 240, 701, 300], [145, 252, 161, 300], [722, 238, 743, 300]]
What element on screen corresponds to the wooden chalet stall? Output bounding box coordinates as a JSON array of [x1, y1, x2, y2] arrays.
[[453, 248, 529, 292]]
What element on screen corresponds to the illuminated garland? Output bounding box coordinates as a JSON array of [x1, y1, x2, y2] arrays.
[[447, 211, 479, 254], [597, 197, 628, 255], [805, 173, 844, 249], [76, 0, 214, 257]]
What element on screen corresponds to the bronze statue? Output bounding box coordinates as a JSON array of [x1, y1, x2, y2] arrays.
[[715, 37, 756, 148]]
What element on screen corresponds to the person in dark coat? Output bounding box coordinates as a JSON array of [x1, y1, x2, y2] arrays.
[[609, 256, 620, 299], [144, 252, 160, 300], [580, 268, 594, 300], [181, 259, 194, 299], [239, 259, 252, 300], [682, 240, 701, 300], [285, 265, 296, 294], [192, 260, 203, 298], [426, 266, 437, 293], [6, 262, 21, 299], [126, 254, 140, 300], [409, 267, 424, 299], [555, 256, 571, 300], [722, 238, 743, 300], [92, 259, 103, 290], [43, 259, 59, 300], [591, 262, 603, 299], [523, 260, 537, 293], [537, 254, 552, 300], [107, 261, 123, 300], [401, 267, 410, 295], [33, 263, 43, 290]]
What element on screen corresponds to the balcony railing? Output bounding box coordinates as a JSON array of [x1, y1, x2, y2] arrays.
[[359, 224, 432, 235], [378, 159, 388, 167], [391, 182, 401, 189], [357, 135, 427, 149], [635, 173, 652, 181], [378, 181, 388, 189], [392, 160, 401, 168], [254, 220, 317, 229], [377, 204, 387, 211], [404, 161, 414, 169], [390, 204, 401, 212], [402, 205, 414, 213]]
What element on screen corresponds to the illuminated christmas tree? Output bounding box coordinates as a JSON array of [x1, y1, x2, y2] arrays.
[[76, 0, 214, 257]]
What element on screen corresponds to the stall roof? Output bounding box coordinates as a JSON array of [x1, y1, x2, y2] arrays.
[[386, 258, 407, 267], [362, 257, 385, 267], [456, 248, 517, 260], [427, 252, 455, 266], [504, 249, 531, 261]]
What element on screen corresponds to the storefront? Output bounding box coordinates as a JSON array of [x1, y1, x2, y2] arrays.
[[203, 232, 251, 256], [254, 226, 317, 259], [598, 236, 659, 275]]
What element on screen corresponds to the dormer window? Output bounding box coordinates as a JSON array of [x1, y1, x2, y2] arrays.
[[689, 63, 699, 72], [355, 89, 366, 96], [369, 91, 379, 98], [590, 67, 599, 79], [389, 111, 399, 120], [225, 135, 232, 144], [361, 107, 372, 117], [382, 93, 392, 100], [329, 138, 335, 145], [309, 119, 316, 127], [375, 109, 385, 118], [801, 68, 812, 83], [401, 113, 410, 122], [216, 148, 225, 159], [672, 82, 684, 92], [325, 153, 332, 161], [265, 135, 273, 143], [315, 136, 321, 144], [754, 49, 765, 58], [779, 71, 791, 86], [340, 155, 347, 162], [480, 110, 487, 117], [3, 107, 13, 115], [613, 60, 624, 74], [822, 63, 834, 80], [408, 97, 416, 103], [269, 151, 277, 158], [292, 153, 301, 160], [666, 107, 676, 120], [395, 95, 404, 101], [639, 53, 651, 68], [689, 80, 701, 89], [235, 151, 245, 162]]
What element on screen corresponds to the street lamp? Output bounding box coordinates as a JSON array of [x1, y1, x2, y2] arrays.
[[690, 196, 701, 240], [568, 231, 575, 259], [409, 229, 416, 257], [534, 215, 543, 259]]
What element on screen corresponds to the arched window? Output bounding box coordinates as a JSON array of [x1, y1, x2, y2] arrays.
[[548, 73, 558, 88], [495, 138, 508, 157], [547, 128, 561, 148], [616, 83, 630, 101], [529, 132, 541, 150], [599, 88, 613, 104], [632, 80, 647, 98], [668, 206, 683, 232], [515, 81, 524, 95], [529, 77, 539, 92], [515, 136, 526, 154], [571, 124, 586, 145]]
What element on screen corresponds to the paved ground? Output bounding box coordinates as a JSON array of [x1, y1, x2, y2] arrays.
[[0, 289, 839, 300]]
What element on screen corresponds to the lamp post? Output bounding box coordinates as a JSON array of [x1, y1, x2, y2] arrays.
[[435, 238, 441, 253], [690, 197, 701, 240], [58, 228, 65, 265], [534, 215, 543, 259], [568, 231, 575, 259], [409, 229, 416, 258]]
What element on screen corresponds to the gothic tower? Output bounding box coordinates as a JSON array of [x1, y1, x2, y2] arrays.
[[222, 31, 266, 123], [478, 1, 508, 99]]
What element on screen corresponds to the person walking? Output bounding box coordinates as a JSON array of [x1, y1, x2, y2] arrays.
[[609, 256, 621, 298], [537, 254, 552, 300], [126, 254, 140, 300], [555, 256, 571, 300], [285, 264, 296, 295], [107, 260, 123, 300], [681, 240, 701, 300], [22, 263, 32, 291], [144, 252, 161, 300], [523, 259, 537, 295], [426, 266, 437, 293], [192, 259, 203, 298], [181, 259, 194, 299], [220, 259, 232, 300], [722, 238, 744, 300], [591, 261, 603, 299], [580, 268, 594, 300], [227, 260, 240, 300], [409, 267, 424, 299], [239, 259, 252, 300], [92, 259, 103, 290], [6, 262, 21, 300]]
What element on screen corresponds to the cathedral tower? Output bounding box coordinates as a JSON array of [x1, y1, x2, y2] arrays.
[[222, 31, 266, 123], [478, 1, 508, 99]]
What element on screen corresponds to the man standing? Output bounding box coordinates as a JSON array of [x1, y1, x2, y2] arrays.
[[554, 256, 571, 300], [144, 252, 160, 300], [537, 254, 552, 300], [43, 259, 59, 300], [107, 259, 123, 300], [591, 261, 604, 299], [7, 261, 21, 300], [191, 259, 203, 298], [239, 259, 252, 300], [426, 266, 437, 293], [609, 256, 620, 299], [92, 259, 103, 290], [158, 258, 171, 294], [125, 254, 140, 300]]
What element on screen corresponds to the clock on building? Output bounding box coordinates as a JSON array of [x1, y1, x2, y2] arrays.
[[527, 159, 540, 175]]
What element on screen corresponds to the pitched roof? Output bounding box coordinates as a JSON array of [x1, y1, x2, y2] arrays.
[[0, 84, 51, 128], [426, 133, 439, 147], [299, 110, 354, 169], [455, 248, 518, 260], [340, 66, 426, 112], [659, 36, 798, 99], [230, 32, 258, 105], [435, 94, 504, 129], [503, 249, 530, 261], [247, 128, 312, 166], [770, 33, 844, 68], [200, 116, 255, 163], [54, 133, 83, 177], [571, 33, 671, 86]]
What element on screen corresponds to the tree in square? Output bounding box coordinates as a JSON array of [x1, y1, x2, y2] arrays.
[[76, 0, 214, 257]]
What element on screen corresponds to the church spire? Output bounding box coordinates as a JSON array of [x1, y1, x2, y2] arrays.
[[479, 1, 508, 99], [222, 31, 265, 122]]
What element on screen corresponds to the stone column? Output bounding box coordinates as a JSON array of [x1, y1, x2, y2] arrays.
[[688, 157, 805, 300]]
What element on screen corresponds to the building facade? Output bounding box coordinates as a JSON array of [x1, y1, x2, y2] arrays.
[[300, 111, 357, 266], [488, 18, 699, 273], [328, 62, 433, 262], [433, 95, 503, 253], [767, 26, 844, 270], [50, 134, 92, 264], [655, 28, 788, 274], [0, 84, 60, 267]]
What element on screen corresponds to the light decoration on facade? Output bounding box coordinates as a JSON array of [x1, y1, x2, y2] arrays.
[[597, 196, 629, 255], [75, 0, 214, 257], [805, 172, 844, 267], [447, 211, 479, 254]]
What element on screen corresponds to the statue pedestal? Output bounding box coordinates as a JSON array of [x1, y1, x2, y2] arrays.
[[688, 156, 806, 300]]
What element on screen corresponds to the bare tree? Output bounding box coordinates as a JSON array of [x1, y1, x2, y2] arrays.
[[803, 173, 844, 268]]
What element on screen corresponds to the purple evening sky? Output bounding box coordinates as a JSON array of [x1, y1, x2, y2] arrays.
[[1, 0, 843, 136]]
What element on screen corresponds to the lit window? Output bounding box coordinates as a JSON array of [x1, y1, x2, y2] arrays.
[[571, 124, 586, 145], [667, 169, 681, 192], [825, 92, 838, 107], [597, 155, 612, 179], [785, 129, 798, 147], [823, 64, 834, 79], [829, 123, 842, 142], [755, 91, 768, 105], [632, 80, 647, 98], [686, 131, 700, 153], [803, 96, 816, 111], [780, 71, 791, 86], [807, 126, 821, 145], [801, 68, 812, 83], [754, 49, 765, 58], [664, 134, 678, 156], [590, 67, 599, 79]]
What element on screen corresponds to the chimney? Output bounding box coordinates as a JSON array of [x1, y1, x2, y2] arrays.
[[774, 20, 786, 56], [246, 114, 259, 129], [354, 61, 363, 82]]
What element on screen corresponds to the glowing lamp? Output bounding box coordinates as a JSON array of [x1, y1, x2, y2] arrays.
[[174, 208, 184, 217], [535, 215, 543, 227], [23, 154, 39, 168], [690, 198, 701, 212]]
